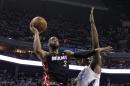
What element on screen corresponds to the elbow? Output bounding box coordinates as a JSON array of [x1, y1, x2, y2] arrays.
[[34, 49, 41, 55]]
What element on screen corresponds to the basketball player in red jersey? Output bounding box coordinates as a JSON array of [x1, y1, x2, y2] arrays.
[[76, 7, 106, 86], [30, 15, 112, 86]]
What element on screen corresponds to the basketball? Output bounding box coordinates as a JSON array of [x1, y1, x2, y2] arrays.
[[30, 16, 47, 33]]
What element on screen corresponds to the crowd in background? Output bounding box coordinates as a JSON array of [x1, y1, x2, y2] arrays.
[[0, 69, 41, 86], [0, 9, 130, 51]]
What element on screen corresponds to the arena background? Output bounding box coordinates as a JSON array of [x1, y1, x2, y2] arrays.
[[0, 0, 130, 86]]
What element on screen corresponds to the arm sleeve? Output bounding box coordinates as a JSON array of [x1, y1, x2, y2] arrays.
[[73, 50, 96, 58]]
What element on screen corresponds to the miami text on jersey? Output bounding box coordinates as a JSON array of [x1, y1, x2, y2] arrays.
[[51, 55, 67, 61]]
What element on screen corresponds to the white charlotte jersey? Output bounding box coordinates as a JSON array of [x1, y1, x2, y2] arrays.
[[76, 66, 101, 86]]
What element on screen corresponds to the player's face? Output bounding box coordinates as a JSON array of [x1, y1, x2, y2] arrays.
[[48, 36, 59, 49], [86, 57, 93, 65]]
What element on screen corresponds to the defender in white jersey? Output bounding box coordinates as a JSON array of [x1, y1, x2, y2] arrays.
[[76, 66, 101, 86], [76, 7, 112, 86]]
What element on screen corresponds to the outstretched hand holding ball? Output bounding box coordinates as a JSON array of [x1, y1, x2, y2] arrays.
[[30, 16, 47, 34]]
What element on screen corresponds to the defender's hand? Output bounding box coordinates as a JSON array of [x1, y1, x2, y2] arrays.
[[91, 7, 94, 14], [90, 7, 95, 23], [95, 46, 113, 53]]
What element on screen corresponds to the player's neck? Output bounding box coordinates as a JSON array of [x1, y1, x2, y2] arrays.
[[49, 48, 59, 55]]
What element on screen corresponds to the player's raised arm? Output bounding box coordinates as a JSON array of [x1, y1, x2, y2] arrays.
[[30, 22, 48, 62], [90, 7, 99, 48], [90, 7, 101, 74], [64, 49, 96, 58], [90, 7, 112, 74], [64, 47, 112, 59]]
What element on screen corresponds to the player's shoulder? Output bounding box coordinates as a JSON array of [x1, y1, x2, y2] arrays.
[[41, 50, 49, 56], [64, 50, 73, 53], [63, 50, 74, 56]]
